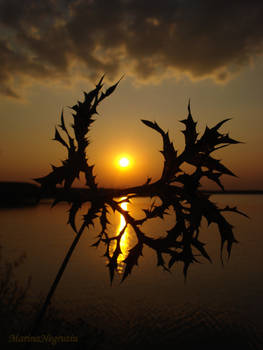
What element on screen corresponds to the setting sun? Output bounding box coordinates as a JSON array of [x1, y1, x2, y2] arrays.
[[118, 157, 130, 168]]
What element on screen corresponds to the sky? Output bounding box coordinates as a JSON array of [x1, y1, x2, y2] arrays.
[[0, 0, 263, 190]]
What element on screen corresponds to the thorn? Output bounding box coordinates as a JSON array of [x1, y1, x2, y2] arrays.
[[188, 98, 191, 115]]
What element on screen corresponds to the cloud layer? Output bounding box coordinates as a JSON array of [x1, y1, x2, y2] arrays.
[[1, 0, 263, 97]]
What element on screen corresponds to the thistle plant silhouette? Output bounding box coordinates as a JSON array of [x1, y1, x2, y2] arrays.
[[31, 76, 247, 338]]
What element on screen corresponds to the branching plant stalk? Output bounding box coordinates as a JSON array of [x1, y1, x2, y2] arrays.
[[29, 222, 86, 339], [30, 76, 247, 344]]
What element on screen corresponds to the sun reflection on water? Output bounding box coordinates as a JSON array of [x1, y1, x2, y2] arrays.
[[117, 198, 130, 274], [108, 197, 131, 275], [107, 197, 131, 274]]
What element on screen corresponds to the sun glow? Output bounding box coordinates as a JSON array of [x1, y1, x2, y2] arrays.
[[119, 157, 130, 168]]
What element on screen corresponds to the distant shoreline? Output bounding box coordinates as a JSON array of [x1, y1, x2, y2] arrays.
[[0, 181, 262, 208], [0, 181, 263, 194]]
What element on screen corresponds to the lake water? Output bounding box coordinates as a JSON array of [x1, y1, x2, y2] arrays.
[[1, 194, 263, 348]]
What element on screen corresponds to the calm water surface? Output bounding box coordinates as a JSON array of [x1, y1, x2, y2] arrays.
[[1, 194, 263, 347]]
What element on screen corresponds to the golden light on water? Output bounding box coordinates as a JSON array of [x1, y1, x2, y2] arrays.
[[119, 201, 128, 232], [117, 199, 130, 274], [108, 197, 131, 274]]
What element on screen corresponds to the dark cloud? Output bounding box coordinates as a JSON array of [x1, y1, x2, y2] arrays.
[[0, 0, 263, 97]]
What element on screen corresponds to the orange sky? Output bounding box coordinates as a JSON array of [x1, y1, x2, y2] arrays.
[[1, 1, 263, 190]]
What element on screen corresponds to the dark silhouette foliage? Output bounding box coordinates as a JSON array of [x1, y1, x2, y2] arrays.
[[31, 77, 247, 339], [35, 76, 247, 283]]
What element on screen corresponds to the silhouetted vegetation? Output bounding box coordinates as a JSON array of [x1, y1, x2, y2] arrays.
[[0, 182, 40, 207], [0, 247, 30, 345], [0, 248, 103, 348], [32, 76, 247, 335]]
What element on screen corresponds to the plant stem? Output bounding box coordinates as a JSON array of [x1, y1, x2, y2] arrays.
[[29, 222, 86, 339]]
